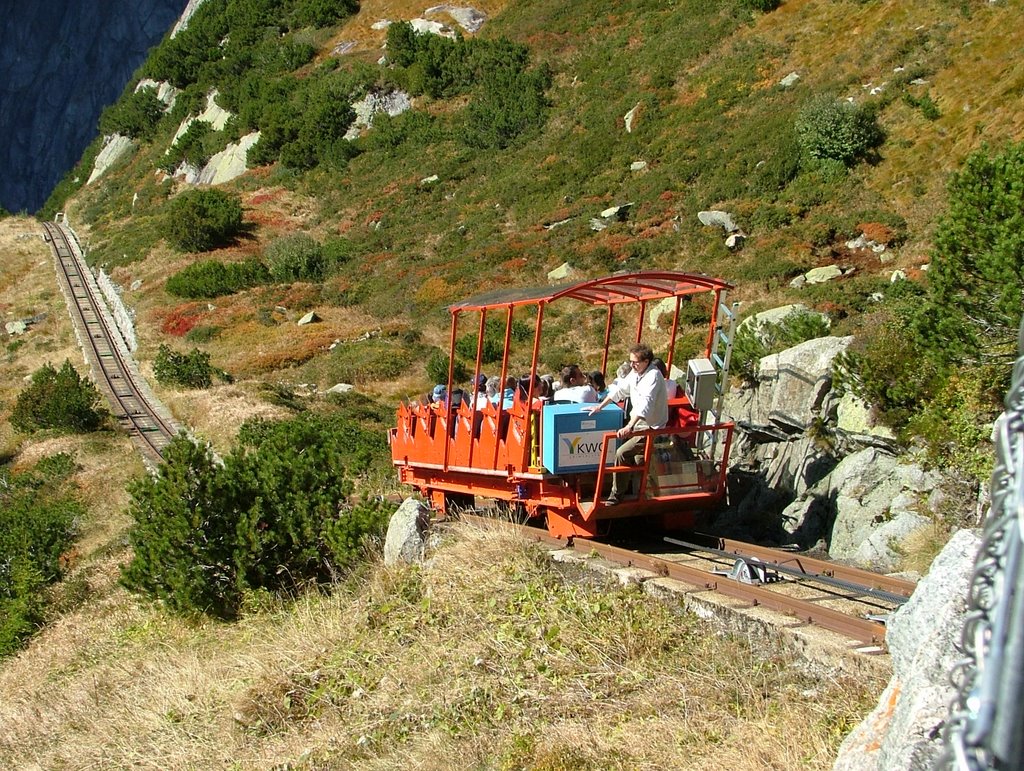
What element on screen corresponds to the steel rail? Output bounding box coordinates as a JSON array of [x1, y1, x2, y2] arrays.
[[666, 535, 916, 604], [462, 513, 888, 647], [44, 221, 176, 463]]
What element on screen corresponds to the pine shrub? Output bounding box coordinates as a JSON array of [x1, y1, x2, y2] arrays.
[[0, 455, 81, 656], [795, 95, 884, 167], [121, 413, 390, 619], [10, 361, 105, 434], [165, 258, 270, 298], [162, 189, 244, 253], [264, 233, 325, 282], [153, 344, 216, 389]]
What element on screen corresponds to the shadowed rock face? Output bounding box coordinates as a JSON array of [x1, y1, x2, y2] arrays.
[[0, 0, 186, 213]]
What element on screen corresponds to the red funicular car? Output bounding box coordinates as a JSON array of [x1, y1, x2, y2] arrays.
[[389, 271, 739, 538]]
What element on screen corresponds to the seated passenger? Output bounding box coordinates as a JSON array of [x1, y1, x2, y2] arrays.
[[517, 374, 545, 407], [538, 374, 554, 403], [485, 376, 500, 407], [556, 364, 598, 403], [472, 373, 490, 409], [490, 375, 516, 408], [429, 384, 448, 409], [588, 370, 609, 400], [652, 358, 680, 399]]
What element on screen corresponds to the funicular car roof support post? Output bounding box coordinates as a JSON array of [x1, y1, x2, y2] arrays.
[[666, 297, 682, 374], [465, 308, 487, 470], [601, 305, 613, 375], [523, 302, 545, 471], [444, 310, 459, 472], [494, 305, 514, 470]]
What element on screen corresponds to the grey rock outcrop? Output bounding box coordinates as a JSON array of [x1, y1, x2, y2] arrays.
[[624, 102, 642, 133], [195, 132, 261, 185], [804, 265, 844, 284], [776, 448, 939, 562], [424, 5, 488, 33], [697, 210, 740, 233], [344, 90, 412, 140], [729, 335, 853, 435], [835, 393, 898, 450], [87, 134, 136, 184], [547, 262, 579, 282], [737, 304, 830, 341], [384, 498, 431, 566], [833, 528, 981, 771], [722, 336, 852, 542]]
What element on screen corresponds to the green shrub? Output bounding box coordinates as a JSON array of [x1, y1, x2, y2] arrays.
[[732, 311, 831, 383], [0, 455, 81, 656], [833, 319, 944, 430], [324, 339, 421, 383], [185, 325, 223, 343], [10, 361, 105, 434], [144, 0, 228, 88], [322, 236, 356, 275], [368, 110, 441, 151], [159, 120, 215, 174], [906, 364, 1001, 484], [903, 91, 941, 121], [795, 95, 884, 167], [292, 0, 359, 28], [741, 0, 781, 11], [923, 141, 1024, 359], [121, 412, 390, 619], [162, 189, 244, 252], [461, 66, 550, 150], [98, 86, 165, 140], [166, 258, 270, 298], [264, 233, 325, 282], [455, 333, 503, 364], [121, 438, 237, 616], [323, 498, 393, 569], [427, 350, 468, 385], [153, 344, 218, 389], [748, 204, 795, 234]]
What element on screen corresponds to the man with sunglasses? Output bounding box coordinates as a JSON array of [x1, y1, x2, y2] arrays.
[[585, 343, 668, 505]]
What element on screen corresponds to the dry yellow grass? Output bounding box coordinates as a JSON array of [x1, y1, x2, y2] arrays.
[[0, 521, 881, 769]]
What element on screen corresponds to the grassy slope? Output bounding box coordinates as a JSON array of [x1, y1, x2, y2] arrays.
[[1, 0, 1021, 765], [0, 520, 882, 769]]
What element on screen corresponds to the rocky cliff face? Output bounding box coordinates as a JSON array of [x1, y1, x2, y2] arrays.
[[0, 0, 186, 213]]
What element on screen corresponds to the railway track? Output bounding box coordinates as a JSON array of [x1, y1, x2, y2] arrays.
[[43, 221, 178, 465], [463, 512, 915, 649]]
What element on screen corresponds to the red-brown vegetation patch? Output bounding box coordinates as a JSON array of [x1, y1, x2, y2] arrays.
[[246, 210, 293, 230], [500, 257, 529, 272], [856, 222, 895, 245], [246, 189, 283, 207], [160, 302, 209, 337]]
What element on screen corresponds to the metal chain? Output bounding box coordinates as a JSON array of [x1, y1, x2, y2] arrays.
[[937, 324, 1024, 770]]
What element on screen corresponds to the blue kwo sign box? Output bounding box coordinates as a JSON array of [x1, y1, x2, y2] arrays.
[[541, 403, 624, 474]]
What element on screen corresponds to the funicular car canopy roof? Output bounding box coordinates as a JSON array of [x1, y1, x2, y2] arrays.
[[448, 271, 734, 313]]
